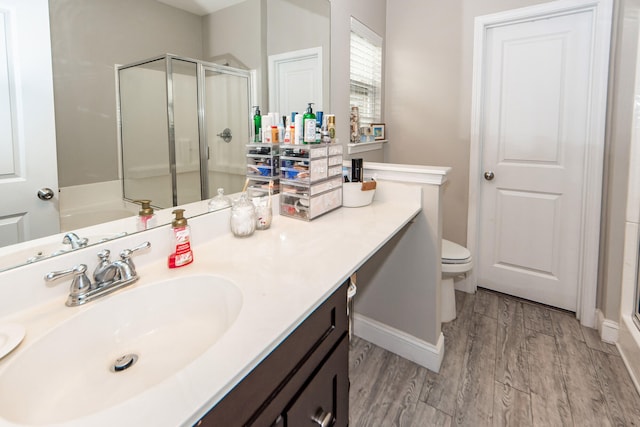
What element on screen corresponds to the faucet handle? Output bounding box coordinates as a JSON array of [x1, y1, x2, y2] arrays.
[[120, 241, 151, 260], [45, 264, 93, 305], [119, 241, 151, 277]]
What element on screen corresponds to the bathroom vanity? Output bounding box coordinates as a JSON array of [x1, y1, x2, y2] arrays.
[[0, 169, 447, 426], [198, 281, 348, 426]]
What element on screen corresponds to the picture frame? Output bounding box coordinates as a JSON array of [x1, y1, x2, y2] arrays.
[[372, 123, 385, 140]]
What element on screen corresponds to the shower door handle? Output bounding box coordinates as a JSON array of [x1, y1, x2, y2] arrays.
[[217, 128, 232, 142]]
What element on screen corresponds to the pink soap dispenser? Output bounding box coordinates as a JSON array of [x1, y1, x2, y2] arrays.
[[168, 209, 193, 268]]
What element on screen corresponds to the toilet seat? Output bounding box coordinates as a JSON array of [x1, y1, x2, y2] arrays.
[[442, 239, 471, 264]]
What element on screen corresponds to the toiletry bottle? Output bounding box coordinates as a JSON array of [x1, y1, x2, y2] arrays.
[[294, 113, 304, 144], [303, 103, 316, 144], [321, 115, 330, 144], [327, 114, 336, 143], [315, 111, 324, 143], [352, 158, 363, 183], [284, 125, 291, 143], [168, 209, 193, 268], [262, 114, 273, 143], [135, 200, 156, 231], [253, 106, 262, 142], [278, 117, 285, 142]]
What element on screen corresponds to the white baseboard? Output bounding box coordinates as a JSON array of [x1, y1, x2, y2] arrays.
[[596, 309, 619, 344], [353, 313, 444, 373]]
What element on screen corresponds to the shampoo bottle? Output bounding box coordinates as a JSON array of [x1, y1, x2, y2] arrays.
[[135, 200, 156, 231], [303, 103, 316, 144], [168, 209, 193, 268]]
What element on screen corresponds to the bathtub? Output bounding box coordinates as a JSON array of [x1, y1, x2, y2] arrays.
[[59, 204, 138, 232]]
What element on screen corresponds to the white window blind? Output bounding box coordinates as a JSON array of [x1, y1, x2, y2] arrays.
[[350, 17, 382, 127]]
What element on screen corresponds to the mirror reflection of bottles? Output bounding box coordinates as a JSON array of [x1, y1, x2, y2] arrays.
[[350, 106, 360, 143], [253, 106, 262, 142], [134, 200, 156, 231]]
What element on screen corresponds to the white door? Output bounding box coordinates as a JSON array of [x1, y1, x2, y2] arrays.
[[475, 6, 607, 311], [0, 0, 59, 247], [268, 47, 322, 115]]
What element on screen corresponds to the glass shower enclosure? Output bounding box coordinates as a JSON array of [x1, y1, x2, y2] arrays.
[[117, 54, 253, 208]]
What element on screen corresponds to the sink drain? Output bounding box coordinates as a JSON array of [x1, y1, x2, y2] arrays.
[[111, 353, 138, 372]]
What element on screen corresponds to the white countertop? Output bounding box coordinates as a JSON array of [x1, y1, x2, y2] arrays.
[[0, 182, 422, 427]]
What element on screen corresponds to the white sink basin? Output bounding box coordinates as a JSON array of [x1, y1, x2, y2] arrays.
[[0, 275, 242, 425]]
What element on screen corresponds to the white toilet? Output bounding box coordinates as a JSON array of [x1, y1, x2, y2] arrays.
[[441, 239, 473, 323]]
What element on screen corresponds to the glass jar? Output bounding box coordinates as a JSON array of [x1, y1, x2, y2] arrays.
[[230, 192, 256, 237], [252, 194, 273, 230]]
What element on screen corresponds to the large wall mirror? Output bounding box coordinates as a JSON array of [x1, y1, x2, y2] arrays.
[[0, 0, 330, 271]]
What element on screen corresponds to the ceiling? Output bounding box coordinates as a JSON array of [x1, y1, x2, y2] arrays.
[[156, 0, 246, 16]]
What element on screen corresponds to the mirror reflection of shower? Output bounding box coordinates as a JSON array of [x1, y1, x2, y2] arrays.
[[117, 54, 253, 209]]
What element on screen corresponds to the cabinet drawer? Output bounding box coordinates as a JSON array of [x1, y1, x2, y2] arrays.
[[197, 282, 348, 426], [284, 336, 349, 427]]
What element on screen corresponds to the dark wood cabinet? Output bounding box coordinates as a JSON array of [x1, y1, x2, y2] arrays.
[[196, 282, 349, 427]]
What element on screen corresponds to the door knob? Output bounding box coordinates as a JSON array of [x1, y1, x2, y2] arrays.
[[483, 171, 495, 181], [37, 188, 55, 200]]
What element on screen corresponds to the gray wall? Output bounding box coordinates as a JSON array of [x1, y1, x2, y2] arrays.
[[49, 0, 204, 187], [383, 0, 637, 324], [598, 0, 640, 321], [384, 0, 551, 247]]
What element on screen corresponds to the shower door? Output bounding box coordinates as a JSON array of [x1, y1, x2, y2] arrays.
[[201, 65, 252, 198], [120, 55, 252, 208], [120, 57, 174, 208]]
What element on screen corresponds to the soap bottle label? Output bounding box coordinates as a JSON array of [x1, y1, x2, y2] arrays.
[[169, 226, 193, 268], [304, 119, 316, 143]]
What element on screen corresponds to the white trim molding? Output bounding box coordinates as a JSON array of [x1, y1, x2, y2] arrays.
[[343, 160, 450, 186], [353, 313, 445, 373], [466, 0, 613, 327], [596, 309, 619, 344]]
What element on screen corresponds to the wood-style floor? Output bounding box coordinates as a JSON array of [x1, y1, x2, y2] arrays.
[[349, 288, 640, 426]]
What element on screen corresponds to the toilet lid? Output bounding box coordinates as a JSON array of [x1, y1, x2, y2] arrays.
[[442, 239, 471, 264]]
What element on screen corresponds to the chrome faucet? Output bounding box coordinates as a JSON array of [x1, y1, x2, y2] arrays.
[[45, 241, 151, 307]]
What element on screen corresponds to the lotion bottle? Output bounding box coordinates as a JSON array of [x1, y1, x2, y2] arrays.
[[168, 209, 193, 268]]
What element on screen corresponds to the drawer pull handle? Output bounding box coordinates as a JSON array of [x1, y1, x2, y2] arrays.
[[312, 408, 333, 427]]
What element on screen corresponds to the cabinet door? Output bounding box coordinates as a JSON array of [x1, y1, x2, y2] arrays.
[[284, 337, 349, 427]]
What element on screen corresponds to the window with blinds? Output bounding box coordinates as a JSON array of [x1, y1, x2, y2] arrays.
[[350, 17, 383, 127]]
